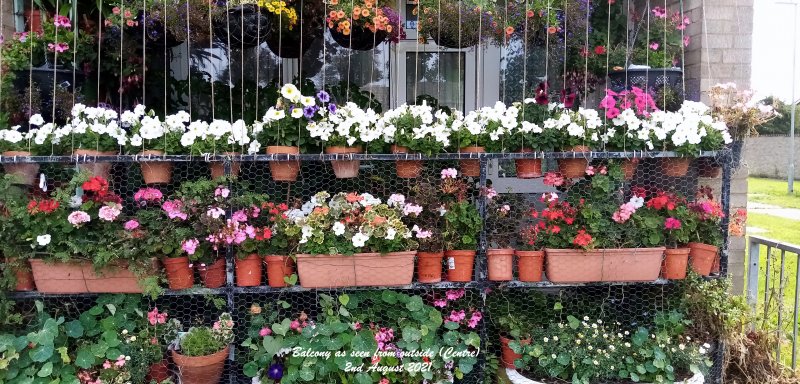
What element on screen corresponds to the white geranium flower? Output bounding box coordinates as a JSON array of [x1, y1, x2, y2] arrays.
[[36, 234, 51, 246], [352, 232, 369, 248], [332, 222, 346, 236]]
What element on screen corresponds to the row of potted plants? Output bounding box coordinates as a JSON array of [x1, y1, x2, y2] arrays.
[[0, 290, 481, 384], [0, 83, 732, 185], [1, 160, 725, 294]]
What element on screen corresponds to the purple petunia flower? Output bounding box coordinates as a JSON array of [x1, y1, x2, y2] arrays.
[[267, 363, 283, 380], [303, 105, 318, 119], [327, 104, 337, 114], [316, 90, 330, 103]]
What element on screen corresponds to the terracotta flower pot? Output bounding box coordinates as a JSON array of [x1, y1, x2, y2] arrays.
[[266, 146, 300, 181], [82, 259, 158, 293], [445, 250, 475, 282], [688, 242, 718, 276], [620, 158, 640, 180], [515, 149, 542, 178], [197, 259, 227, 288], [325, 146, 362, 178], [209, 152, 241, 179], [29, 259, 88, 293], [696, 157, 721, 178], [458, 146, 485, 177], [545, 248, 664, 283], [500, 335, 531, 369], [235, 254, 262, 287], [660, 157, 692, 177], [662, 248, 691, 280], [557, 146, 590, 178], [2, 151, 40, 186], [487, 249, 514, 281], [264, 255, 295, 288], [140, 150, 173, 184], [74, 149, 116, 180], [391, 145, 423, 178], [162, 256, 194, 290], [171, 346, 229, 384], [5, 258, 35, 291], [416, 252, 444, 283], [296, 253, 357, 288], [353, 251, 416, 286], [515, 250, 544, 282], [146, 359, 171, 383]]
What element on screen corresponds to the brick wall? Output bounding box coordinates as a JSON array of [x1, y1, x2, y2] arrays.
[[1, 0, 16, 41], [664, 0, 753, 293]]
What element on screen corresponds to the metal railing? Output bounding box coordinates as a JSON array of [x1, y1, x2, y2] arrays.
[[747, 235, 800, 368]]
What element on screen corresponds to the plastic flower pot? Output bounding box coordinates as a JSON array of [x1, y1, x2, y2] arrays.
[[353, 251, 416, 286], [458, 146, 485, 177], [391, 145, 423, 178], [74, 149, 116, 181], [688, 242, 718, 276], [445, 250, 475, 282], [660, 157, 692, 177], [515, 250, 544, 282], [620, 158, 640, 180], [235, 254, 263, 287], [515, 149, 542, 179], [487, 249, 514, 281], [146, 359, 171, 383], [416, 251, 444, 283], [329, 26, 388, 50], [662, 247, 691, 280], [2, 151, 40, 186], [545, 248, 664, 283], [198, 258, 227, 288], [326, 146, 362, 179], [503, 369, 704, 384], [266, 146, 301, 181], [264, 255, 295, 288], [82, 259, 158, 293], [557, 146, 590, 178], [499, 335, 530, 369], [162, 256, 194, 290], [140, 150, 173, 184], [29, 259, 88, 293], [171, 346, 229, 384], [6, 258, 35, 291], [209, 152, 241, 179], [296, 253, 356, 288], [696, 157, 721, 178]]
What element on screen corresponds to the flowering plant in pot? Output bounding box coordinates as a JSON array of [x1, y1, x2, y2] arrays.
[[255, 85, 335, 181], [308, 102, 382, 178], [649, 101, 732, 177], [61, 104, 128, 179], [378, 103, 451, 178], [180, 118, 251, 178], [516, 205, 547, 283], [686, 186, 724, 276], [440, 169, 482, 282], [515, 311, 711, 384], [416, 0, 494, 48], [0, 14, 95, 70], [507, 101, 559, 178], [261, 0, 324, 57], [236, 200, 299, 287], [395, 179, 446, 283], [483, 187, 525, 281], [211, 0, 271, 49], [172, 313, 234, 384], [544, 106, 600, 178], [597, 87, 657, 179], [491, 0, 556, 45], [640, 189, 697, 279], [291, 191, 418, 287], [452, 102, 518, 177], [135, 306, 182, 383], [0, 115, 52, 185], [325, 0, 403, 50], [148, 0, 214, 45], [124, 106, 187, 184]]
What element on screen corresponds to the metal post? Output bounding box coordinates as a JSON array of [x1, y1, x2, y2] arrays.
[[779, 1, 799, 193]]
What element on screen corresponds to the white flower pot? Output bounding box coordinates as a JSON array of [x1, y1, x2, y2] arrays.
[[503, 368, 704, 384]]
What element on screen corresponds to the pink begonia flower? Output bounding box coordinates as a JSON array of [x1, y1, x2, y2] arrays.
[[98, 205, 121, 222], [134, 187, 163, 202], [543, 172, 564, 187], [231, 210, 248, 222], [181, 239, 199, 255], [103, 360, 112, 369], [379, 378, 390, 384], [67, 211, 91, 227], [448, 310, 466, 323], [353, 322, 362, 330], [402, 203, 423, 216], [652, 6, 666, 18], [468, 311, 483, 328], [53, 15, 71, 28], [162, 200, 187, 220], [415, 230, 432, 239], [112, 6, 120, 14], [585, 166, 596, 176], [649, 42, 660, 51], [47, 42, 69, 53], [446, 289, 465, 301], [440, 168, 458, 179], [665, 217, 682, 230], [147, 308, 167, 325], [433, 299, 447, 308], [124, 220, 140, 231], [259, 327, 272, 337], [612, 202, 638, 223], [115, 355, 126, 367], [484, 187, 498, 199], [290, 320, 301, 330], [214, 186, 230, 198]]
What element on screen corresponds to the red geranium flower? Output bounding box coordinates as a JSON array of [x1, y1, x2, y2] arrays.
[[594, 45, 606, 55]]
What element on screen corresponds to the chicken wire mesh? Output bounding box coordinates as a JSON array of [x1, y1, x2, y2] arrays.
[[0, 150, 734, 384]]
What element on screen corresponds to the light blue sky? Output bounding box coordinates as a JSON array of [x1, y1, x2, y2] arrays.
[[752, 0, 800, 102]]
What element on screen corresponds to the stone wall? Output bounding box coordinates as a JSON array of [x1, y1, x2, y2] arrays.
[[1, 0, 16, 41], [744, 136, 800, 179]]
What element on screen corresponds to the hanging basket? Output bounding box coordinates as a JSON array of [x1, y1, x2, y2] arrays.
[[131, 12, 185, 48], [419, 0, 484, 49], [213, 4, 270, 49], [329, 26, 388, 50]]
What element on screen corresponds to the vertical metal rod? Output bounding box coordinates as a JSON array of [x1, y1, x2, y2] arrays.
[[793, 251, 800, 369], [765, 246, 773, 322], [777, 249, 787, 362], [747, 239, 761, 329]]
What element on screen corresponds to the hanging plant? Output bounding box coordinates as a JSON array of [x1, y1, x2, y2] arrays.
[[326, 0, 404, 50], [416, 0, 494, 49], [212, 0, 271, 49]]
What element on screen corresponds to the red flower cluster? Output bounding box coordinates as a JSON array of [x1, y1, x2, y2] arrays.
[[572, 229, 593, 248], [254, 227, 273, 241], [646, 191, 681, 211], [27, 199, 60, 214], [82, 177, 109, 197]]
